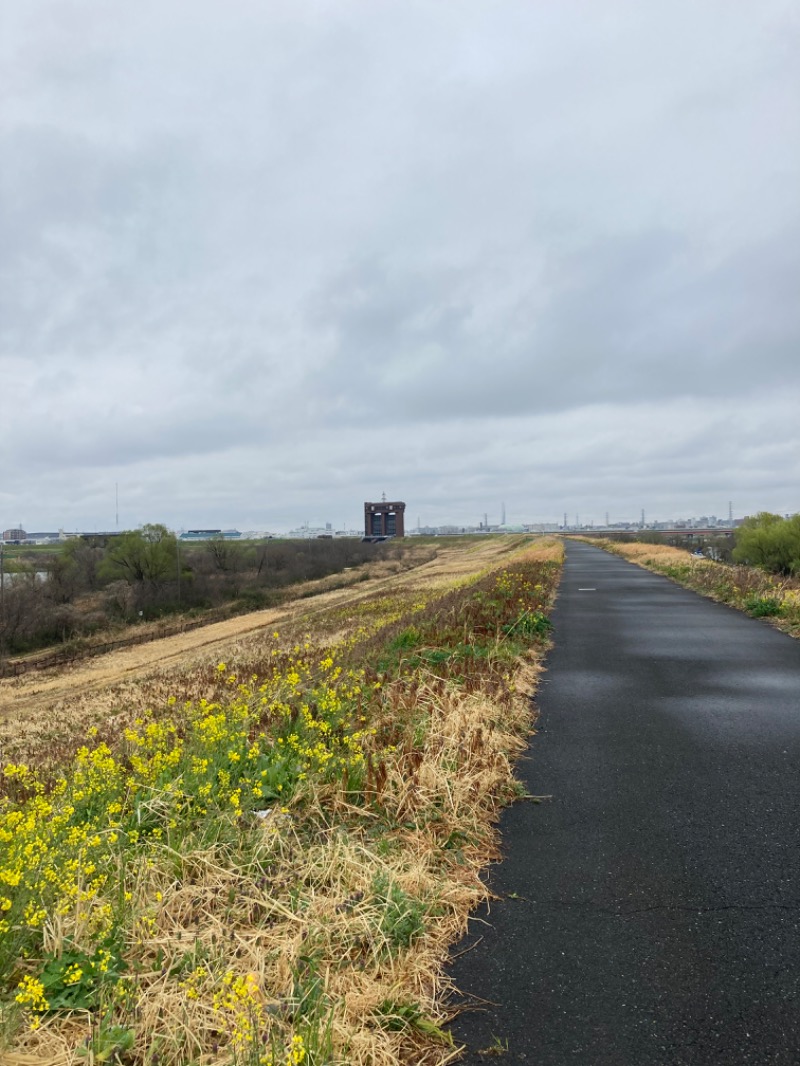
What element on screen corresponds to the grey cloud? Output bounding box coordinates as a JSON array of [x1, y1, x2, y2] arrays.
[[307, 225, 800, 424], [1, 1, 798, 531]]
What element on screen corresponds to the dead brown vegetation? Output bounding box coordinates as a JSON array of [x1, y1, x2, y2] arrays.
[[1, 536, 563, 1066]]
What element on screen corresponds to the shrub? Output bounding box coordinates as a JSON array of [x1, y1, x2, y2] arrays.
[[743, 594, 783, 618], [733, 513, 800, 577]]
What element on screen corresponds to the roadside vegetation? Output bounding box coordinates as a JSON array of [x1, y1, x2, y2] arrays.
[[599, 528, 736, 563], [591, 527, 800, 638], [0, 537, 563, 1065], [731, 512, 800, 577], [0, 531, 421, 662]]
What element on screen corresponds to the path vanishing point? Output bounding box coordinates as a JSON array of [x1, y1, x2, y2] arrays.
[[449, 540, 800, 1065]]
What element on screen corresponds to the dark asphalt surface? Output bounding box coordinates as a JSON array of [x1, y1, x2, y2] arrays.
[[448, 541, 800, 1065]]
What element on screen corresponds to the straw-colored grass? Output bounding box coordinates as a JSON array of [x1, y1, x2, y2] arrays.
[[0, 537, 563, 1066], [592, 538, 800, 638], [594, 541, 689, 566]]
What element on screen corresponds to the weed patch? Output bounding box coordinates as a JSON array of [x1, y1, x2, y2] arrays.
[[0, 537, 563, 1065], [742, 594, 783, 618]]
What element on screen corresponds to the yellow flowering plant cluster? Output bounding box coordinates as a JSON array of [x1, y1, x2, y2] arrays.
[[180, 966, 313, 1065], [212, 970, 266, 1056], [0, 743, 127, 978], [0, 646, 374, 1030], [0, 538, 564, 1065]]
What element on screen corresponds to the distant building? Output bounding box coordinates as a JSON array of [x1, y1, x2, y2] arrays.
[[2, 528, 26, 542], [364, 499, 406, 538], [179, 529, 241, 541], [180, 530, 222, 540]]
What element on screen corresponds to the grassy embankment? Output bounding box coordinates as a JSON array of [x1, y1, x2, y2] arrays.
[[0, 537, 563, 1066], [0, 538, 430, 667], [590, 539, 800, 638]]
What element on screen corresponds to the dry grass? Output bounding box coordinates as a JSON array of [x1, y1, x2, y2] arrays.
[[1, 537, 563, 1065], [595, 542, 690, 565], [592, 538, 800, 638], [0, 538, 542, 769]]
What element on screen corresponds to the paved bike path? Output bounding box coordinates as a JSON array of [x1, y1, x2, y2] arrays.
[[449, 540, 800, 1064]]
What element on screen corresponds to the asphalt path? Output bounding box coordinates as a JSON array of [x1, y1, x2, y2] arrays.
[[449, 540, 800, 1065]]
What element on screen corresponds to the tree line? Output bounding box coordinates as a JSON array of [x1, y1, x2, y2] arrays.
[[0, 527, 398, 657]]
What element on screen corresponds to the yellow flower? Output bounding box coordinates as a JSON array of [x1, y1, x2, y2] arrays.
[[286, 1034, 306, 1065], [15, 975, 49, 1013]]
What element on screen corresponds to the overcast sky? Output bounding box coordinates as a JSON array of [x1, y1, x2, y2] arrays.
[[2, 1, 798, 533]]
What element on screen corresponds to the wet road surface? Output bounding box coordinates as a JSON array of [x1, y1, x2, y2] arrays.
[[449, 540, 800, 1064]]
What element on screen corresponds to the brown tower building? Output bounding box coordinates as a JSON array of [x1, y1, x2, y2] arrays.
[[364, 499, 406, 538]]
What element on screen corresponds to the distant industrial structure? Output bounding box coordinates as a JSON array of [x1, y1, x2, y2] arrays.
[[364, 498, 406, 539], [2, 528, 124, 544], [178, 529, 242, 541]]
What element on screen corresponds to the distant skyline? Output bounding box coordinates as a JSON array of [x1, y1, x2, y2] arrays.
[[2, 500, 787, 538], [2, 2, 798, 531]]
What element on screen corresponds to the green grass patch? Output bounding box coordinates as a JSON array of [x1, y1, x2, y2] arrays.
[[743, 594, 783, 617]]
